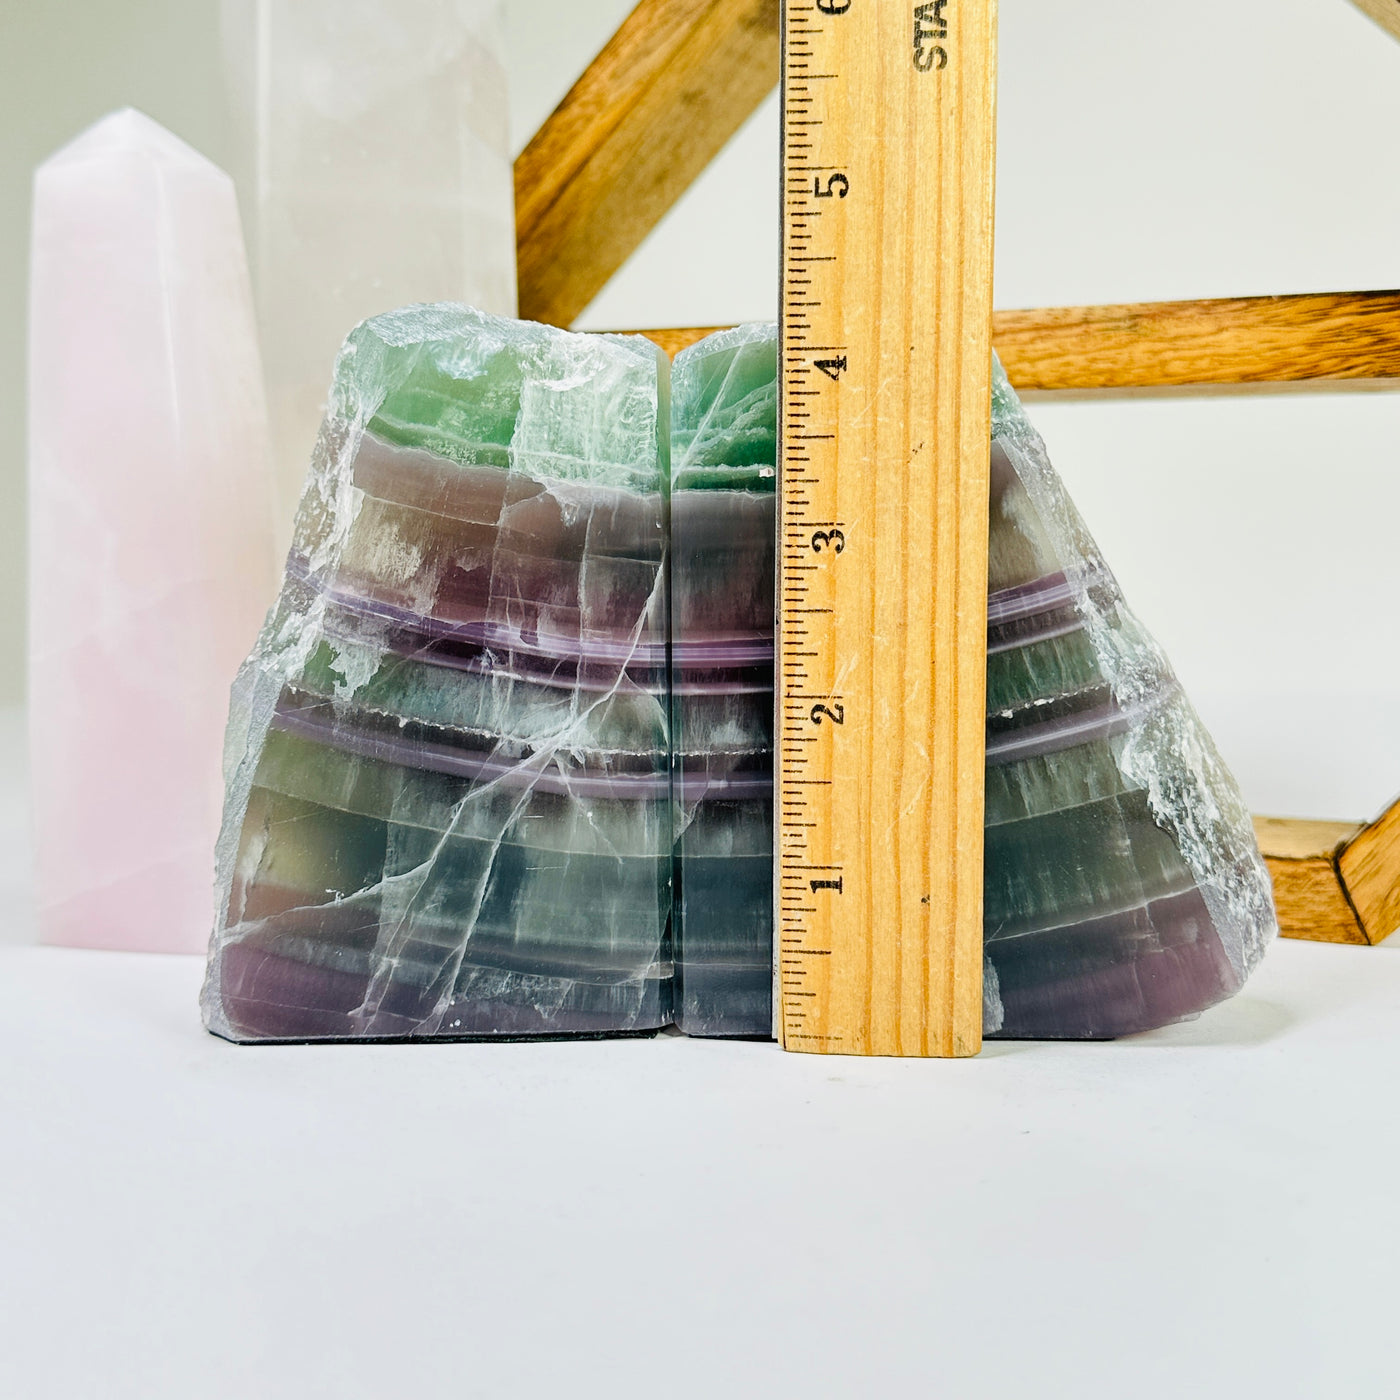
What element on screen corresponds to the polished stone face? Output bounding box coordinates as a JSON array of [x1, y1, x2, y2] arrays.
[[204, 308, 1276, 1044], [669, 327, 778, 1037]]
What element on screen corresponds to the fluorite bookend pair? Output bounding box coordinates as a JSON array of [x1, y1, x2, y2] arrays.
[[203, 309, 1276, 1042]]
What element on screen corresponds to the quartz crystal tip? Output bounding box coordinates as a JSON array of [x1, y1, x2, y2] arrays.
[[38, 107, 222, 173]]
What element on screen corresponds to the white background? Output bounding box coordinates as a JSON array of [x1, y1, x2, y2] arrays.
[[2, 5, 1400, 1396]]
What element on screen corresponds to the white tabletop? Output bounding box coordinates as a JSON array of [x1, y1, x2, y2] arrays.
[[2, 930, 1398, 1399]]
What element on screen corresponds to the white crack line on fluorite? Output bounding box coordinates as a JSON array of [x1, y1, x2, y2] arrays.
[[344, 472, 565, 1033]]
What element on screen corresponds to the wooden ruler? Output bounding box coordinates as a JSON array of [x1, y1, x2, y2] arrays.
[[775, 0, 998, 1057]]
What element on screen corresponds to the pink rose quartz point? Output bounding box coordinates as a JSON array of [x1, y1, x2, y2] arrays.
[[28, 109, 277, 953]]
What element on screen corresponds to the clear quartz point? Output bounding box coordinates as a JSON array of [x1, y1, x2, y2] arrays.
[[221, 0, 518, 548]]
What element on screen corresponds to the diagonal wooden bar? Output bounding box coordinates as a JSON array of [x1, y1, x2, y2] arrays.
[[1338, 798, 1400, 942], [514, 0, 778, 328], [624, 290, 1400, 392], [1258, 803, 1400, 946], [1255, 817, 1371, 945], [1351, 0, 1400, 44]]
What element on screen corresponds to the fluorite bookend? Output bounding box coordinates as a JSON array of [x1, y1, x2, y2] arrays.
[[671, 325, 1277, 1040], [202, 305, 672, 1041], [985, 363, 1275, 1037], [29, 109, 276, 954], [222, 0, 518, 541]]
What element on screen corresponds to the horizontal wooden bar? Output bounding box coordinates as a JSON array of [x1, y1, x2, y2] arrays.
[[514, 0, 778, 329], [1351, 0, 1400, 44], [624, 291, 1400, 393], [994, 292, 1400, 394]]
